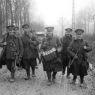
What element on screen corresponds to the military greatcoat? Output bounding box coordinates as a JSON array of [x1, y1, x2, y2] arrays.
[[21, 33, 39, 68], [68, 38, 92, 76], [0, 33, 23, 71], [41, 36, 62, 72], [61, 35, 72, 65], [21, 34, 39, 59]]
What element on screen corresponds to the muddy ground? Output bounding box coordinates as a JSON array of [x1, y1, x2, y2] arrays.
[[0, 64, 94, 95]]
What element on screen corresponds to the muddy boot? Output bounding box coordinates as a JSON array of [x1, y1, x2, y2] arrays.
[[32, 67, 36, 77], [10, 71, 15, 82], [66, 67, 70, 79], [0, 65, 2, 69], [66, 75, 71, 79], [70, 75, 77, 85], [47, 80, 52, 86], [52, 72, 57, 83], [62, 67, 66, 75], [66, 73, 71, 79], [25, 76, 31, 80], [0, 63, 2, 69], [80, 76, 87, 88], [35, 66, 38, 69], [25, 74, 31, 80], [46, 71, 52, 86], [9, 78, 15, 82], [10, 63, 15, 82], [25, 68, 31, 80]]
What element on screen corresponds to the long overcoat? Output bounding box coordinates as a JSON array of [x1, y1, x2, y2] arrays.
[[21, 34, 39, 59], [61, 35, 72, 66], [68, 39, 92, 76], [41, 36, 62, 71], [0, 33, 23, 70]]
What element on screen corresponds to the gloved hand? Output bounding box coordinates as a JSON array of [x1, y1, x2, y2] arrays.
[[3, 42, 7, 45], [74, 55, 78, 59], [17, 55, 22, 63], [84, 46, 87, 49]]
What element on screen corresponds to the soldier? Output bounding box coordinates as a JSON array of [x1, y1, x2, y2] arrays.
[[13, 26, 20, 37], [61, 28, 73, 78], [0, 34, 8, 68], [0, 25, 22, 82], [68, 29, 92, 87], [13, 26, 23, 69], [41, 27, 62, 85], [21, 24, 39, 80], [29, 29, 39, 76]]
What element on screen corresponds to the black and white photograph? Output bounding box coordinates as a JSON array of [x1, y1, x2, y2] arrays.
[[0, 0, 94, 95]]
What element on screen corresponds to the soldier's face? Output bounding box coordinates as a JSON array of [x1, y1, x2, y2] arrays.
[[23, 28, 30, 34], [23, 28, 29, 32], [47, 33, 53, 38], [9, 31, 14, 35], [15, 30, 19, 35], [8, 29, 14, 35], [65, 33, 71, 36], [76, 34, 82, 39], [15, 29, 19, 32], [7, 28, 12, 32], [28, 32, 33, 38]]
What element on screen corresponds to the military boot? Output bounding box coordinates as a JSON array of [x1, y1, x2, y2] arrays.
[[32, 67, 36, 77], [52, 72, 57, 83], [46, 71, 52, 86], [10, 63, 15, 82], [10, 71, 15, 82], [25, 69, 31, 80], [70, 75, 77, 85]]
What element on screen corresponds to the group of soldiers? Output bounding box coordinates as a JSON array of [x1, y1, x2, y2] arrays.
[[0, 24, 92, 88], [61, 28, 92, 87], [0, 24, 39, 82]]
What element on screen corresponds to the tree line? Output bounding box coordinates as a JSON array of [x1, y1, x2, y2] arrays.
[[0, 0, 45, 37]]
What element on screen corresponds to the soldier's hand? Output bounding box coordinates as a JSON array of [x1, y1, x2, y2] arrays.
[[38, 58, 41, 64], [57, 47, 62, 52], [18, 55, 22, 61], [84, 46, 87, 49], [74, 55, 78, 59], [3, 42, 7, 45]]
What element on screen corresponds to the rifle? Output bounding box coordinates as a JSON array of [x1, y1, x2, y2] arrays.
[[68, 46, 81, 68], [68, 42, 90, 68]]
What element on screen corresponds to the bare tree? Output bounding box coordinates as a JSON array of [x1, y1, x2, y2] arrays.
[[0, 0, 45, 36], [76, 5, 95, 34]]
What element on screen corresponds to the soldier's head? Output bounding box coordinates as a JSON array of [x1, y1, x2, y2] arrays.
[[13, 26, 19, 31], [75, 29, 84, 39], [22, 24, 30, 34], [45, 27, 54, 32], [13, 26, 20, 36], [29, 29, 35, 37], [45, 27, 54, 38], [30, 29, 35, 34], [6, 25, 15, 35], [65, 28, 72, 36]]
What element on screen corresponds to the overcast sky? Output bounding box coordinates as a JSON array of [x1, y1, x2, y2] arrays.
[[29, 0, 95, 26]]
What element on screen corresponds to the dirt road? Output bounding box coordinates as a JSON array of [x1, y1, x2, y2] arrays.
[[0, 63, 94, 95]]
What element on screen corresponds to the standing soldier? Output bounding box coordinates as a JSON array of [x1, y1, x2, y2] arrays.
[[0, 34, 8, 68], [41, 27, 62, 85], [13, 26, 23, 69], [0, 25, 22, 82], [61, 28, 73, 78], [21, 24, 39, 80], [13, 26, 21, 37], [29, 29, 39, 76], [68, 29, 92, 87]]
